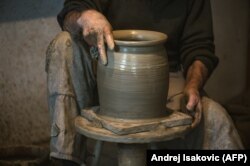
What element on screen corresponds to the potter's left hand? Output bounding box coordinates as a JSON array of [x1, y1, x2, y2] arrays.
[[183, 61, 206, 111], [184, 86, 200, 111], [183, 86, 202, 128], [182, 60, 208, 128]]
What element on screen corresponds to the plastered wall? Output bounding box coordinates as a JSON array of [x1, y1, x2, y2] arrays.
[[206, 0, 249, 103], [0, 0, 62, 146], [0, 0, 249, 146]]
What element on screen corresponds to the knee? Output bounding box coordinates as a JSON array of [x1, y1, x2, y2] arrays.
[[46, 32, 73, 72], [49, 31, 73, 52], [201, 97, 232, 123]]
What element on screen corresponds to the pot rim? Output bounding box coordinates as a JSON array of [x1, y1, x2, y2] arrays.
[[113, 30, 168, 46]]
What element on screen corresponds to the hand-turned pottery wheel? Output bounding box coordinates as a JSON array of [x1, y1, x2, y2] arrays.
[[75, 30, 192, 166]]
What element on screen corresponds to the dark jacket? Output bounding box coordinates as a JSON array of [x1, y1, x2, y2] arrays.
[[57, 0, 219, 76]]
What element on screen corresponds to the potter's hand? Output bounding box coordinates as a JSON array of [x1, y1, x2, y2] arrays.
[[184, 60, 208, 110], [184, 86, 200, 111], [77, 10, 115, 65], [183, 60, 208, 128], [182, 86, 202, 128]]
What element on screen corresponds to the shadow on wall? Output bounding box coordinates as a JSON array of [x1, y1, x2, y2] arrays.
[[0, 0, 63, 23]]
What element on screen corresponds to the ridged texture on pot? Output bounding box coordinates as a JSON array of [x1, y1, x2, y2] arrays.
[[97, 30, 169, 119]]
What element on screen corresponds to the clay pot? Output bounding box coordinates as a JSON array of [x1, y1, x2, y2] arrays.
[[97, 30, 169, 119]]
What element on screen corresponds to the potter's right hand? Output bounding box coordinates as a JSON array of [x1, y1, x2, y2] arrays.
[[77, 10, 114, 65]]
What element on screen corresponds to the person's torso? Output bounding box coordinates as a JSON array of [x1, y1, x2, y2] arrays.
[[103, 0, 189, 71]]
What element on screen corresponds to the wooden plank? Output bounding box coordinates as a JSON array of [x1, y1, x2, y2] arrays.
[[75, 116, 191, 143], [81, 107, 192, 135]]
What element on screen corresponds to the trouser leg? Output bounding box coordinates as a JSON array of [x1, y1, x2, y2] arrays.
[[200, 97, 244, 149], [46, 31, 97, 164]]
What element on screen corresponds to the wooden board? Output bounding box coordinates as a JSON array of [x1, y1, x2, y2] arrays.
[[80, 107, 192, 135], [75, 116, 191, 143]]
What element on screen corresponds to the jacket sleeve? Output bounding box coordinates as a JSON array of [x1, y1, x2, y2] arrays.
[[57, 0, 108, 29], [180, 0, 219, 77]]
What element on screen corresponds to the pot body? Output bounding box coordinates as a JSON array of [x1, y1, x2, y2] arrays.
[[97, 30, 169, 119]]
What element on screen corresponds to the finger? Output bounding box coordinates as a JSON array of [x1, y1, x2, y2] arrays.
[[83, 29, 96, 46], [186, 94, 198, 111], [104, 28, 114, 50], [191, 101, 202, 128], [97, 31, 107, 65], [84, 34, 96, 46]]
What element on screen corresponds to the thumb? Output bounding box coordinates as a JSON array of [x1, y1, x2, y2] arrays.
[[191, 101, 202, 128], [186, 94, 198, 111]]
